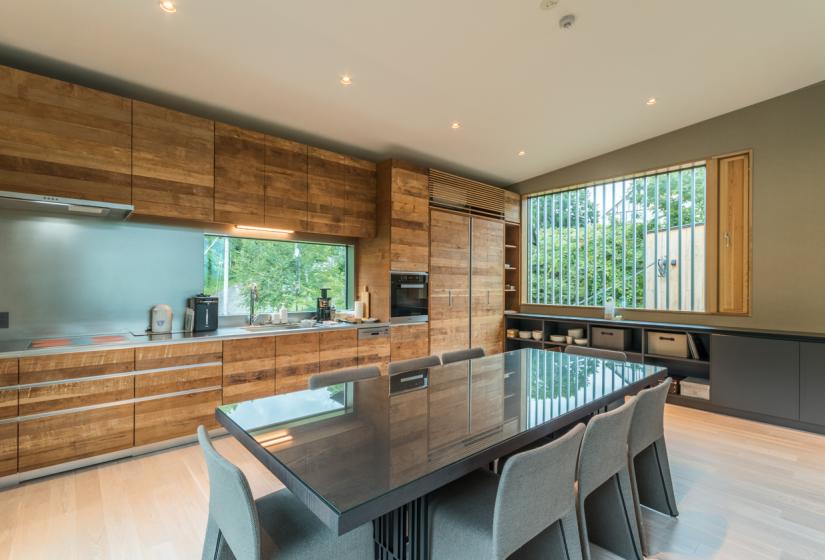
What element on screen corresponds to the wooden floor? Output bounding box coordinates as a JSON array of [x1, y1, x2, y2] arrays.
[[1, 405, 824, 559]]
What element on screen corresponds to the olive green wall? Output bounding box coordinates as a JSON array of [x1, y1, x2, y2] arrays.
[[512, 80, 825, 333]]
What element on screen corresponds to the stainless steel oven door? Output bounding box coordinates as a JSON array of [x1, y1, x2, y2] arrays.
[[390, 272, 428, 324]]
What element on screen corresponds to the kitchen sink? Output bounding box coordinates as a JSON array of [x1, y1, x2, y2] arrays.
[[240, 323, 304, 332]]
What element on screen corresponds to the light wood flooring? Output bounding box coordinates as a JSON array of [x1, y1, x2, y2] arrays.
[[1, 405, 824, 559]]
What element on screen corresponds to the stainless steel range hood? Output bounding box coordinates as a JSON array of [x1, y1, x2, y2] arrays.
[[0, 190, 133, 220]]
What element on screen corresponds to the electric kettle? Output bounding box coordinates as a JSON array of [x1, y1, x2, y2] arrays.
[[150, 304, 173, 334]]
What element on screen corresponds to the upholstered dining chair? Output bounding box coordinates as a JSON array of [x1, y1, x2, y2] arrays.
[[564, 345, 628, 362], [387, 355, 441, 375], [307, 365, 380, 389], [197, 426, 373, 560], [441, 347, 486, 365]]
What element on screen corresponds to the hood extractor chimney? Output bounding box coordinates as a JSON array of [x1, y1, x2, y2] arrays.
[[0, 191, 133, 221]]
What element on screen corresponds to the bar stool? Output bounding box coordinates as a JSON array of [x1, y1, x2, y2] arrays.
[[387, 355, 441, 375], [197, 427, 374, 560], [429, 423, 585, 559], [441, 347, 485, 365], [307, 365, 380, 389], [628, 378, 679, 555], [576, 399, 643, 560]]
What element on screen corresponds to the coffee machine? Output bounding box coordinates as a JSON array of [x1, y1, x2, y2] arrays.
[[188, 294, 219, 332], [316, 288, 332, 322]]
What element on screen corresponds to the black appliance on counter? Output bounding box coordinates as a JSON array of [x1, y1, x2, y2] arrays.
[[189, 294, 219, 332], [316, 288, 332, 321], [390, 272, 428, 324]]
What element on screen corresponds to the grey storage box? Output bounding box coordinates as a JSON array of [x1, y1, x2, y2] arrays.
[[591, 326, 632, 351], [680, 377, 710, 400], [647, 331, 689, 358]]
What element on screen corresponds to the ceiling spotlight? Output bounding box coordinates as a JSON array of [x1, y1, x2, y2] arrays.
[[559, 14, 575, 29], [518, 150, 526, 157], [340, 74, 353, 86], [159, 0, 176, 13], [646, 97, 657, 106], [450, 121, 461, 130]]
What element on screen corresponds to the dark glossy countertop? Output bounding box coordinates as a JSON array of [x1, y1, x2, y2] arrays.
[[217, 348, 666, 533]]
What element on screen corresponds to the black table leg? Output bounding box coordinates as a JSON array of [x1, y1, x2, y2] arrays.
[[373, 496, 428, 560]]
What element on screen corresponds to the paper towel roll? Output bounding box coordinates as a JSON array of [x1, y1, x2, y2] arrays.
[[354, 300, 365, 319]]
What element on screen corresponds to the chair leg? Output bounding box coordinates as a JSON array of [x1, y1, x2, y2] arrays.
[[628, 458, 650, 557], [576, 494, 592, 560], [202, 515, 221, 560], [633, 436, 679, 517], [582, 469, 643, 560], [558, 509, 584, 560]]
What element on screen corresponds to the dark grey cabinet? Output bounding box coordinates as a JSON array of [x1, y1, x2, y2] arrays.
[[711, 334, 799, 420], [800, 342, 825, 426]]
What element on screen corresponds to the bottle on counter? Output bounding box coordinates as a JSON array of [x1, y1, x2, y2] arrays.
[[279, 305, 289, 324]]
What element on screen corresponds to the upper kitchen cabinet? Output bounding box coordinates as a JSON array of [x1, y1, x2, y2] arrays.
[[214, 123, 267, 226], [307, 147, 377, 238], [504, 190, 521, 224], [265, 136, 308, 232], [132, 101, 215, 221], [389, 161, 429, 272], [0, 66, 132, 203]]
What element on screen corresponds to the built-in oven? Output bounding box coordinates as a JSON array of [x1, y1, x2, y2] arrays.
[[390, 272, 428, 324]]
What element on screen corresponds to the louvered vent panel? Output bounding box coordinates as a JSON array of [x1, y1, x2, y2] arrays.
[[428, 169, 505, 219]]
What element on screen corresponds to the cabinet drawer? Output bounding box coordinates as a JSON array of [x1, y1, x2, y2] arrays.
[[0, 423, 17, 476], [319, 330, 358, 373], [18, 404, 134, 472], [390, 323, 430, 363], [135, 365, 222, 398], [592, 327, 631, 351], [19, 349, 134, 384], [0, 358, 18, 387], [19, 376, 134, 416], [223, 337, 276, 405], [647, 332, 689, 358], [135, 389, 221, 446], [0, 388, 17, 420], [135, 341, 222, 370]]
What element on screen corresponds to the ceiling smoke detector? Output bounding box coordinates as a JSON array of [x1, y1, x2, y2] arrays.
[[540, 0, 560, 9], [559, 14, 576, 30]]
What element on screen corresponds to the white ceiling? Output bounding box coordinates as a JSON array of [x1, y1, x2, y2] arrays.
[[1, 1, 824, 186]]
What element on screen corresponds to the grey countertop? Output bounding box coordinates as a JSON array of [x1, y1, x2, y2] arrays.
[[0, 321, 394, 359]]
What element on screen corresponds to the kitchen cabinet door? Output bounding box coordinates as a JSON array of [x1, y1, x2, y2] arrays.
[[390, 164, 430, 272], [19, 376, 134, 416], [429, 209, 470, 357], [134, 389, 221, 446], [134, 341, 222, 370], [471, 216, 505, 356], [357, 332, 391, 376], [132, 101, 215, 221], [0, 359, 17, 476], [265, 136, 308, 232], [222, 337, 276, 404], [0, 66, 132, 203], [711, 334, 799, 420], [428, 363, 469, 451], [800, 342, 825, 426], [19, 349, 134, 384], [504, 190, 521, 224], [0, 423, 16, 476], [390, 323, 430, 363], [214, 123, 267, 226], [319, 330, 358, 373], [276, 333, 320, 394]]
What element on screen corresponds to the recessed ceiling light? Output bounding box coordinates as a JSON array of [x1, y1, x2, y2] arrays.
[[559, 14, 576, 29], [340, 74, 353, 86], [450, 121, 461, 130], [646, 97, 657, 106], [159, 0, 176, 13], [518, 150, 526, 157]]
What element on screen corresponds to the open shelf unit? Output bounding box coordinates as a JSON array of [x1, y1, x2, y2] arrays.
[[504, 223, 520, 313]]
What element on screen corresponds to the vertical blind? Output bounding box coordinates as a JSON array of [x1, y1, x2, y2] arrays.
[[526, 164, 706, 311]]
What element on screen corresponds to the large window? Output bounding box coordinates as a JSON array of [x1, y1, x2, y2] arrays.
[[204, 235, 351, 315], [527, 164, 706, 312]]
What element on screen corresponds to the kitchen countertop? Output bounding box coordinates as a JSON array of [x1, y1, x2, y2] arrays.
[[0, 321, 393, 359]]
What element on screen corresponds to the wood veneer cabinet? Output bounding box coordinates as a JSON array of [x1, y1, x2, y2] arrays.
[[19, 348, 134, 384], [358, 331, 391, 376], [135, 390, 222, 446], [0, 359, 18, 476], [504, 190, 521, 224], [470, 217, 505, 356], [429, 209, 471, 357], [222, 337, 276, 404], [134, 341, 221, 370], [132, 101, 215, 221], [319, 330, 358, 373], [276, 333, 320, 394], [0, 66, 132, 204], [265, 136, 309, 231], [214, 123, 267, 226], [390, 324, 429, 363]]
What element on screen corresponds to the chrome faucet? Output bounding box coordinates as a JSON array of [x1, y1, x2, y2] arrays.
[[249, 283, 259, 325]]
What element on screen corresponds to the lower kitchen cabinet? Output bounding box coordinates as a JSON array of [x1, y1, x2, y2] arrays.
[[390, 323, 429, 363], [800, 342, 825, 426], [358, 329, 391, 375], [711, 334, 799, 420], [319, 330, 358, 373], [428, 364, 470, 452], [276, 333, 320, 394], [222, 337, 276, 404], [0, 423, 16, 476], [135, 365, 222, 398], [18, 376, 134, 416], [389, 389, 428, 485], [18, 404, 135, 472], [135, 389, 222, 446]]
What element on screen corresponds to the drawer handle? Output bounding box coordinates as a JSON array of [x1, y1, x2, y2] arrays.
[[600, 331, 614, 336], [658, 336, 676, 342]]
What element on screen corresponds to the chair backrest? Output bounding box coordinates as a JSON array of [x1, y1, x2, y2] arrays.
[[577, 398, 637, 497], [628, 378, 672, 457], [492, 423, 585, 560], [197, 426, 263, 560], [308, 365, 380, 389], [565, 345, 628, 362], [387, 355, 441, 375], [441, 347, 485, 365]]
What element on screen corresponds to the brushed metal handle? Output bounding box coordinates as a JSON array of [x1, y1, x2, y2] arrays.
[[724, 232, 731, 248], [448, 289, 452, 307]]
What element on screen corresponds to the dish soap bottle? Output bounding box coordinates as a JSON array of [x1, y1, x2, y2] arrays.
[[604, 298, 616, 320], [279, 304, 289, 324]]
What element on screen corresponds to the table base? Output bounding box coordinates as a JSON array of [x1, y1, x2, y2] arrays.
[[373, 496, 428, 560]]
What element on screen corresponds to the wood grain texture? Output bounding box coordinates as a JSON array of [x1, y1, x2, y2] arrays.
[[131, 101, 214, 221], [504, 223, 520, 313], [319, 329, 358, 373], [0, 65, 132, 204], [18, 404, 134, 472], [0, 359, 17, 421], [390, 323, 430, 363], [19, 349, 134, 384], [389, 389, 428, 484], [471, 216, 505, 356], [134, 342, 222, 371], [357, 332, 391, 376], [213, 123, 267, 226], [429, 209, 471, 357], [504, 190, 521, 224], [390, 164, 429, 272], [134, 389, 221, 446], [355, 161, 392, 322], [427, 362, 469, 451], [0, 423, 16, 476], [275, 333, 319, 394], [0, 389, 16, 420], [135, 365, 222, 398], [717, 153, 751, 315], [222, 337, 276, 405], [19, 376, 134, 416], [468, 358, 503, 436], [265, 135, 308, 231], [0, 358, 18, 387]]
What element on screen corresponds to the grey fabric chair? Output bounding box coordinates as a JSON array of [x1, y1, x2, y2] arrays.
[[576, 399, 643, 560], [429, 423, 586, 560], [387, 354, 441, 375], [441, 347, 486, 365], [197, 426, 373, 560], [628, 378, 679, 555], [307, 365, 380, 389], [565, 345, 628, 362]]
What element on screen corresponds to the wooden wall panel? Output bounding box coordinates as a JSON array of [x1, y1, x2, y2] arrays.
[[132, 101, 214, 221], [134, 342, 221, 370], [18, 404, 134, 472], [390, 323, 430, 363], [504, 190, 521, 224], [265, 136, 308, 231], [135, 365, 222, 398], [19, 349, 134, 384], [471, 217, 505, 356], [357, 333, 391, 376], [222, 337, 276, 404], [717, 153, 751, 315], [308, 148, 376, 238], [0, 423, 16, 476], [19, 376, 134, 416], [390, 164, 430, 272], [429, 209, 471, 357], [214, 123, 267, 226], [0, 66, 132, 204], [319, 330, 358, 373], [275, 333, 319, 394], [134, 389, 221, 446]]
